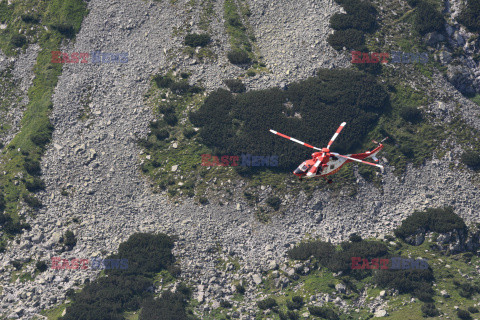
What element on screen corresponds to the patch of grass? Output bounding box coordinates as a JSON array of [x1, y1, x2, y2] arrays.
[[39, 301, 71, 320], [199, 0, 215, 32], [469, 93, 480, 106], [0, 0, 88, 238], [224, 0, 255, 63]]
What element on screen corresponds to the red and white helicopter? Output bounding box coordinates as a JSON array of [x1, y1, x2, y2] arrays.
[[270, 122, 387, 183]]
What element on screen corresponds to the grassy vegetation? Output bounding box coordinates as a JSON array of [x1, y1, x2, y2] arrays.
[[39, 302, 71, 320], [59, 233, 197, 320], [141, 69, 394, 212], [138, 61, 472, 218], [198, 0, 215, 32], [223, 0, 256, 65], [141, 0, 479, 220], [469, 94, 480, 106], [234, 226, 480, 319], [0, 64, 21, 139], [0, 0, 88, 240], [365, 83, 447, 176]]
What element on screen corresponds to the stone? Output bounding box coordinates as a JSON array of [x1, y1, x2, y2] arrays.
[[268, 260, 278, 270], [171, 165, 178, 172], [252, 274, 262, 285], [374, 309, 388, 317], [286, 268, 295, 276], [335, 283, 346, 294]]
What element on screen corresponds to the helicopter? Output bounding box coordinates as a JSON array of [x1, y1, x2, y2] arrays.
[[269, 122, 387, 183]]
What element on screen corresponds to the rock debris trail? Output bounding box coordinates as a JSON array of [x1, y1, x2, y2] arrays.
[[0, 0, 479, 318]]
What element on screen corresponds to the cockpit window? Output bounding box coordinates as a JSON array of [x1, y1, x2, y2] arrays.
[[294, 162, 311, 174]]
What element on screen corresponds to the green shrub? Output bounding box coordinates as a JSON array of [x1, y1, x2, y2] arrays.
[[330, 13, 357, 30], [164, 114, 178, 126], [159, 104, 175, 115], [10, 34, 27, 47], [349, 233, 362, 242], [327, 29, 365, 50], [468, 306, 479, 313], [154, 75, 173, 88], [394, 207, 466, 240], [21, 13, 40, 23], [0, 213, 12, 226], [11, 260, 22, 271], [406, 0, 420, 7], [3, 220, 29, 235], [266, 196, 281, 210], [109, 233, 176, 276], [287, 311, 299, 320], [50, 22, 75, 38], [183, 127, 197, 139], [23, 194, 43, 208], [36, 261, 48, 272], [227, 50, 251, 64], [25, 177, 46, 192], [257, 297, 277, 310], [456, 281, 480, 298], [286, 296, 304, 310], [0, 193, 5, 213], [289, 238, 389, 274], [24, 159, 42, 176], [400, 106, 423, 123], [63, 230, 77, 248], [354, 58, 383, 74], [190, 69, 389, 171], [153, 128, 170, 140], [220, 300, 232, 308], [421, 303, 439, 317], [224, 79, 246, 93], [457, 309, 472, 320], [330, 11, 375, 32], [414, 1, 445, 35], [399, 142, 415, 159], [227, 16, 243, 27], [30, 131, 51, 148], [287, 240, 336, 261], [308, 306, 340, 320], [461, 150, 480, 169], [62, 274, 152, 320], [139, 291, 191, 320], [458, 0, 480, 33], [374, 269, 434, 300], [235, 283, 245, 294], [169, 81, 191, 95], [184, 33, 211, 47]]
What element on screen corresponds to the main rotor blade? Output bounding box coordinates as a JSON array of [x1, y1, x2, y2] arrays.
[[331, 152, 384, 170], [306, 159, 322, 177], [327, 122, 346, 150], [269, 129, 322, 151]]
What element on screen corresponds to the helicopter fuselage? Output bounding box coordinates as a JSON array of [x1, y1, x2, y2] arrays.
[[293, 144, 384, 178]]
